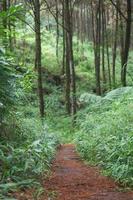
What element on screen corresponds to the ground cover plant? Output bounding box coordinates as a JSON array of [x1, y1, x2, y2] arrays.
[[76, 87, 133, 186]]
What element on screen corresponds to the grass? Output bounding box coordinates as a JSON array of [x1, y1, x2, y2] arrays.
[[75, 87, 133, 186]]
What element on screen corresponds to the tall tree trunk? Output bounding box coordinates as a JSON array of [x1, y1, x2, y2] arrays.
[[101, 0, 106, 84], [119, 14, 125, 77], [69, 3, 76, 117], [93, 0, 101, 95], [7, 0, 12, 50], [55, 0, 59, 60], [62, 0, 66, 75], [64, 0, 71, 115], [2, 0, 7, 48], [112, 1, 119, 88], [105, 9, 111, 89], [34, 0, 44, 118], [121, 0, 132, 86], [64, 0, 76, 117]]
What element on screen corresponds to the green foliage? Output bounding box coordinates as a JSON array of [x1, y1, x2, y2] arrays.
[[42, 30, 60, 74], [0, 3, 24, 44], [73, 41, 95, 94], [76, 87, 133, 186], [104, 87, 133, 100], [0, 47, 60, 197], [79, 93, 101, 106], [0, 49, 15, 120], [43, 86, 75, 143], [19, 68, 36, 93], [0, 117, 59, 195], [0, 133, 58, 181], [0, 4, 23, 20]]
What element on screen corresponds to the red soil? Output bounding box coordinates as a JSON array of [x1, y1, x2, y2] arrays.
[[14, 144, 133, 200]]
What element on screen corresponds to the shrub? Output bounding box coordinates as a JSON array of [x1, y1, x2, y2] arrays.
[[76, 88, 133, 186]]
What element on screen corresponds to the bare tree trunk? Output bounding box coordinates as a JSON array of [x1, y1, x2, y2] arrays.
[[101, 0, 106, 84], [62, 0, 66, 75], [121, 0, 132, 86], [92, 0, 101, 95], [112, 1, 119, 88], [7, 0, 12, 50], [105, 9, 112, 89], [2, 0, 7, 48], [64, 0, 71, 115], [69, 4, 76, 117], [55, 0, 59, 60], [34, 0, 44, 118], [120, 14, 125, 77], [64, 0, 76, 117]]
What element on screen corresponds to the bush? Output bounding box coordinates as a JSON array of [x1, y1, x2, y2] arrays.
[[76, 87, 133, 186], [0, 97, 60, 196], [79, 93, 101, 106], [0, 122, 59, 195], [0, 49, 15, 120], [104, 87, 132, 100]]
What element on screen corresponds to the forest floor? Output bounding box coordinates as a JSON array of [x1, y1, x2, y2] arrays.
[[14, 144, 133, 200]]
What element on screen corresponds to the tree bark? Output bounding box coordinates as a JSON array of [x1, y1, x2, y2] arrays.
[[112, 1, 119, 88], [121, 0, 132, 86], [101, 0, 106, 84], [92, 0, 101, 95], [34, 0, 44, 118], [64, 0, 76, 117], [55, 0, 59, 60]]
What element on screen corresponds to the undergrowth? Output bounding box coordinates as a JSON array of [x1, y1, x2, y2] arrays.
[[76, 87, 133, 187], [0, 104, 59, 199], [0, 50, 60, 199]]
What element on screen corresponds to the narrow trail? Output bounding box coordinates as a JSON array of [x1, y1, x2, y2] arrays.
[[14, 144, 133, 200], [43, 144, 133, 200]]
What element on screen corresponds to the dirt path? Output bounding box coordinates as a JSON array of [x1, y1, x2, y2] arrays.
[[43, 144, 133, 200], [14, 144, 133, 200]]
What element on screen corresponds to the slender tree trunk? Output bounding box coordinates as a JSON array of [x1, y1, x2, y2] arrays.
[[62, 0, 66, 75], [101, 0, 106, 84], [93, 0, 101, 95], [112, 1, 119, 87], [69, 2, 76, 117], [120, 14, 125, 76], [77, 9, 80, 54], [64, 0, 76, 117], [7, 0, 12, 50], [86, 4, 90, 41], [55, 0, 59, 60], [34, 0, 44, 118], [64, 0, 71, 115], [121, 0, 132, 86], [2, 0, 7, 48], [105, 9, 111, 89]]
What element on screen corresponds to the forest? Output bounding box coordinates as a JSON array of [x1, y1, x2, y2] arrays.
[[0, 0, 133, 199]]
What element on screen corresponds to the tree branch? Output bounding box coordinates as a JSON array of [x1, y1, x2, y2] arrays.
[[110, 0, 127, 21]]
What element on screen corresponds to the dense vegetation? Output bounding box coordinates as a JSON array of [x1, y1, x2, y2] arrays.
[[0, 0, 133, 198], [76, 87, 133, 186]]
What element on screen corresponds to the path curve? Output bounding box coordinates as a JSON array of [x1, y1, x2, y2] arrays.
[[43, 144, 133, 200]]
